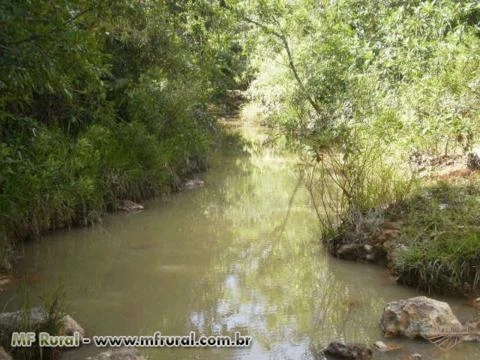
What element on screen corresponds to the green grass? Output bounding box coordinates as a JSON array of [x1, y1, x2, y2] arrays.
[[0, 116, 216, 270], [391, 179, 480, 296]]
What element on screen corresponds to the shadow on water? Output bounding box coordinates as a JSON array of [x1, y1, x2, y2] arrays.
[[1, 122, 480, 360]]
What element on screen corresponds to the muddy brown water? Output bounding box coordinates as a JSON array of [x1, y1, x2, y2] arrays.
[[1, 124, 480, 360]]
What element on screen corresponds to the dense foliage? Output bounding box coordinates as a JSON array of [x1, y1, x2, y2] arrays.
[[2, 0, 480, 294], [244, 0, 480, 207], [239, 0, 480, 294], [248, 2, 479, 136], [0, 0, 247, 266], [393, 180, 480, 295]]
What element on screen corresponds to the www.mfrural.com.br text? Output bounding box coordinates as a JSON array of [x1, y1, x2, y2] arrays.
[[10, 331, 252, 348]]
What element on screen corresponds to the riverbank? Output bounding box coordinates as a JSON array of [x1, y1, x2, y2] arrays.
[[2, 113, 480, 360], [324, 153, 480, 298], [0, 101, 248, 274], [0, 123, 210, 272], [0, 1, 250, 274]]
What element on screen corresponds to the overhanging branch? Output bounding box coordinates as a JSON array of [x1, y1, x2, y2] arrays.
[[244, 16, 321, 115]]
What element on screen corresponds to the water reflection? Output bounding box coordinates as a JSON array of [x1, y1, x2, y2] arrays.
[[1, 128, 480, 360]]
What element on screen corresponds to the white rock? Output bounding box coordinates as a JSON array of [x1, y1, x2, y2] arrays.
[[184, 179, 205, 189], [380, 296, 462, 339], [374, 341, 387, 351]]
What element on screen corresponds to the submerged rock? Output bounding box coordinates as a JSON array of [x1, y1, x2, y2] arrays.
[[59, 314, 85, 337], [409, 354, 422, 360], [88, 347, 145, 360], [329, 237, 386, 263], [380, 296, 462, 339], [119, 200, 144, 212], [184, 178, 205, 189], [324, 342, 372, 359], [323, 217, 397, 264], [336, 243, 364, 260], [373, 340, 402, 352], [0, 307, 85, 343]]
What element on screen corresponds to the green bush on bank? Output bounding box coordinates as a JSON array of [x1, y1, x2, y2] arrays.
[[244, 0, 480, 175], [0, 0, 247, 268], [240, 0, 480, 295], [1, 103, 213, 241], [392, 179, 480, 296]]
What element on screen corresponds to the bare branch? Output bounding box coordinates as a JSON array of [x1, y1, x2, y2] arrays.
[[244, 16, 322, 115]]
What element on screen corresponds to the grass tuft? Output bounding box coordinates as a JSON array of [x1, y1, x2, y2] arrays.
[[391, 178, 480, 296]]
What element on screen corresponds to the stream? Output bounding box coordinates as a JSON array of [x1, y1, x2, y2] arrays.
[[1, 120, 479, 360]]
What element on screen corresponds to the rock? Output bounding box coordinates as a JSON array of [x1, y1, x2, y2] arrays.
[[0, 275, 13, 293], [336, 243, 364, 260], [467, 147, 480, 170], [335, 243, 384, 263], [0, 307, 48, 341], [0, 307, 84, 343], [365, 254, 376, 261], [324, 342, 372, 359], [88, 347, 145, 360], [0, 347, 12, 360], [60, 314, 85, 338], [380, 296, 463, 339], [464, 317, 480, 331], [119, 200, 144, 212], [462, 318, 480, 341], [373, 341, 402, 352], [374, 341, 387, 351], [184, 178, 204, 189]]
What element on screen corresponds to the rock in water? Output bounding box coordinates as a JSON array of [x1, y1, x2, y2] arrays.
[[374, 341, 388, 352], [380, 296, 462, 339], [119, 200, 144, 212], [336, 243, 364, 260], [184, 178, 204, 189], [0, 307, 48, 342], [60, 314, 85, 338], [88, 348, 145, 360], [0, 307, 85, 343], [374, 341, 402, 352], [324, 342, 372, 359]]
